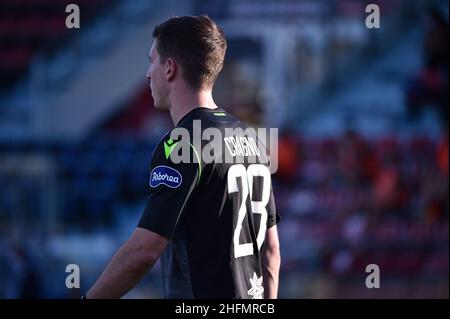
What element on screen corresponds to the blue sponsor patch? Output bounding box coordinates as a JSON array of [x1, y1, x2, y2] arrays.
[[149, 165, 182, 188]]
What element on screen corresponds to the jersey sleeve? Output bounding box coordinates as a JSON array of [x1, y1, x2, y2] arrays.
[[137, 136, 200, 239], [266, 185, 280, 228]]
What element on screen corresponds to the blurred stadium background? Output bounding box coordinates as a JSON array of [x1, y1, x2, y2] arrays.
[[0, 0, 448, 298]]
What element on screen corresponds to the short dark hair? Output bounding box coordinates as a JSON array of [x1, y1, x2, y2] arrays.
[[152, 15, 227, 90]]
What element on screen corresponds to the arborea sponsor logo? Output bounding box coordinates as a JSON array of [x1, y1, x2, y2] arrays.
[[150, 165, 182, 188]]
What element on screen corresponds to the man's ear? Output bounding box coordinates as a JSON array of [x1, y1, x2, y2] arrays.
[[165, 58, 177, 82]]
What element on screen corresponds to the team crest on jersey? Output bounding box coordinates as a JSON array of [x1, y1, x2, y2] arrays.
[[149, 165, 182, 188], [247, 272, 264, 299]]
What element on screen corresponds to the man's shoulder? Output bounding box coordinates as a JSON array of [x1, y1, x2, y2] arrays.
[[150, 130, 173, 162]]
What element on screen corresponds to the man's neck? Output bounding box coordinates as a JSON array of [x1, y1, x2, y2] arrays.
[[169, 88, 218, 125]]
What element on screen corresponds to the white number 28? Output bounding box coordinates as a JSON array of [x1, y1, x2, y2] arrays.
[[227, 164, 271, 258]]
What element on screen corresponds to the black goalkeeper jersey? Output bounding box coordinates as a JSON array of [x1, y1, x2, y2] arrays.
[[138, 107, 279, 299]]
